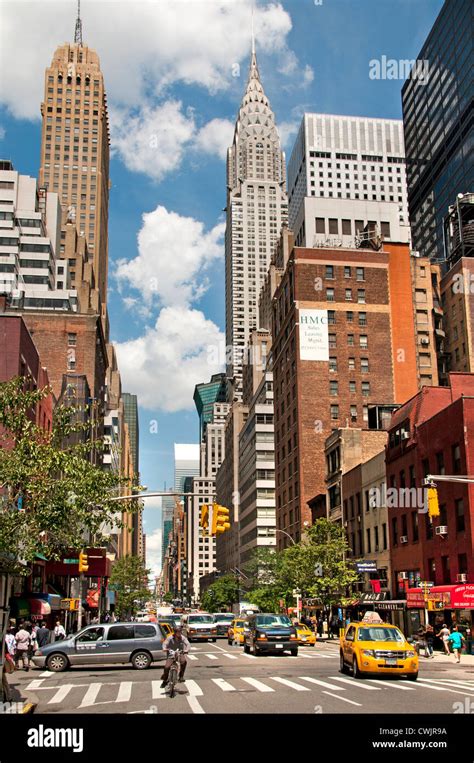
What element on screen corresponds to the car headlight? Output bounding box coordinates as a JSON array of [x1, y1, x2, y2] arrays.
[[34, 650, 42, 656], [406, 650, 416, 658], [362, 650, 375, 657]]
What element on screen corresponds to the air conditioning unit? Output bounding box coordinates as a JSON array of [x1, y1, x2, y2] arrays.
[[456, 573, 467, 583], [400, 535, 408, 544], [435, 525, 448, 536], [399, 572, 409, 580], [401, 431, 410, 440]]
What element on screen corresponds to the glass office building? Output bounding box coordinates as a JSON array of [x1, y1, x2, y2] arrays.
[[193, 373, 227, 441], [402, 0, 473, 263]]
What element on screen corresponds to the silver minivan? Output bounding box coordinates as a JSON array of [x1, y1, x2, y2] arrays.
[[32, 622, 166, 672]]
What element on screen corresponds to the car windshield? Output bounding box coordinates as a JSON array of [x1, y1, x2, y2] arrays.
[[214, 615, 234, 621], [189, 616, 214, 624], [256, 615, 292, 627], [357, 627, 404, 642]]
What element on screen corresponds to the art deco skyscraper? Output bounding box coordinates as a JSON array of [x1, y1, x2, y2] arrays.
[[38, 6, 110, 310], [225, 44, 288, 399]]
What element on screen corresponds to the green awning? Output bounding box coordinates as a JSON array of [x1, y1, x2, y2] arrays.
[[35, 553, 48, 561]]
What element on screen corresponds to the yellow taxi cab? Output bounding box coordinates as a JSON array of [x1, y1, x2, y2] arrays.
[[159, 621, 173, 637], [294, 622, 316, 646], [227, 618, 247, 645], [340, 620, 418, 680]]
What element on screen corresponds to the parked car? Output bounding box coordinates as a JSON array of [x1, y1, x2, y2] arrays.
[[243, 613, 298, 656], [181, 613, 217, 642], [213, 613, 235, 637], [340, 622, 419, 679], [32, 622, 166, 672]]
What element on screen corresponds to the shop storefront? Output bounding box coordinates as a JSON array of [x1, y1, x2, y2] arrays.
[[407, 584, 474, 651]]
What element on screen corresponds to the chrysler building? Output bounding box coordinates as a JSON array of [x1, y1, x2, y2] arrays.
[[225, 43, 288, 399]]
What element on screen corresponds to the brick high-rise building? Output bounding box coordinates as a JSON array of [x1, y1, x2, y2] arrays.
[[39, 8, 110, 310], [271, 239, 432, 546]]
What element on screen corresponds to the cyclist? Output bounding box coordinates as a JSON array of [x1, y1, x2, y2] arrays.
[[160, 625, 190, 688]]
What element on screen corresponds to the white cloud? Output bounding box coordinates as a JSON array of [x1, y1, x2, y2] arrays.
[[278, 120, 300, 150], [115, 205, 225, 308], [194, 118, 235, 161], [144, 523, 163, 578], [114, 306, 225, 412], [110, 101, 196, 182], [0, 0, 298, 120], [0, 126, 5, 140]]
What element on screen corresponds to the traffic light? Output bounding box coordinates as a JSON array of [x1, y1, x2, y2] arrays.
[[427, 487, 440, 518], [211, 503, 231, 535], [200, 504, 209, 534], [78, 551, 89, 573]]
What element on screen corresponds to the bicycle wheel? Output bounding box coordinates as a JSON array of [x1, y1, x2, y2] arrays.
[[168, 666, 178, 698]]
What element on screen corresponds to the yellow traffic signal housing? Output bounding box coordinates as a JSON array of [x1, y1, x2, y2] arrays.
[[212, 503, 231, 535], [200, 504, 209, 534], [427, 487, 440, 518], [78, 551, 89, 573]]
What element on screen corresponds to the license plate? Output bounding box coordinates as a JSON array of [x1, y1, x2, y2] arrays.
[[275, 644, 283, 649], [384, 658, 397, 666]]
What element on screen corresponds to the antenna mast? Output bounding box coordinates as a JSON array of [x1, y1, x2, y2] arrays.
[[74, 0, 83, 46]]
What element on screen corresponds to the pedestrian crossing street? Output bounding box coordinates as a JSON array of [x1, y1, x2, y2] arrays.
[[25, 671, 474, 713]]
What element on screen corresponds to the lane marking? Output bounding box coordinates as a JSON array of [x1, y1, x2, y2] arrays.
[[212, 678, 236, 692], [366, 679, 415, 691], [299, 652, 334, 659], [186, 696, 205, 714], [331, 677, 381, 691], [416, 678, 474, 696], [152, 681, 167, 700], [430, 679, 474, 690], [222, 653, 238, 660], [270, 676, 310, 692], [322, 690, 362, 706], [79, 683, 102, 708], [299, 676, 345, 691], [204, 654, 218, 660], [185, 680, 203, 697], [39, 671, 55, 678], [241, 652, 257, 659], [47, 685, 73, 704], [116, 682, 132, 703], [240, 677, 274, 693], [187, 654, 198, 661], [25, 679, 45, 690]]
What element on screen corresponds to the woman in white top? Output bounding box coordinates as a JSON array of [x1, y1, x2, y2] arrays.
[[437, 624, 451, 654], [54, 621, 66, 640]]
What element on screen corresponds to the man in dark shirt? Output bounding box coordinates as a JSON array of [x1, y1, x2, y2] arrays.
[[160, 626, 190, 687], [36, 621, 51, 648]]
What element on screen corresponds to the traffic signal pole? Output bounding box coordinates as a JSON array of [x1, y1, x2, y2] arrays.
[[77, 572, 84, 632]]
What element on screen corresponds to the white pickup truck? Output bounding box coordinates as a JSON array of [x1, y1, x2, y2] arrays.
[[181, 613, 217, 642]]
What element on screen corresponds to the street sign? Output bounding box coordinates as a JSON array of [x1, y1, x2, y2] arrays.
[[63, 558, 79, 564], [356, 561, 377, 572]]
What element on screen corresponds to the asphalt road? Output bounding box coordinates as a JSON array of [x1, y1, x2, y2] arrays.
[[10, 640, 474, 715]]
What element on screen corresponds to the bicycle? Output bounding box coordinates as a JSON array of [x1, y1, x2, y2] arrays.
[[166, 649, 180, 698]]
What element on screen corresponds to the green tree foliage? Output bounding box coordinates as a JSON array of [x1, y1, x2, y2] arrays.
[[0, 377, 135, 572], [200, 574, 240, 612], [163, 592, 174, 604], [109, 554, 151, 619]]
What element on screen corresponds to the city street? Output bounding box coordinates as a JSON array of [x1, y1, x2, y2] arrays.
[[11, 641, 474, 715]]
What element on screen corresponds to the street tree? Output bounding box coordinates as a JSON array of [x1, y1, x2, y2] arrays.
[[108, 554, 151, 619], [201, 574, 239, 612], [0, 377, 135, 571]]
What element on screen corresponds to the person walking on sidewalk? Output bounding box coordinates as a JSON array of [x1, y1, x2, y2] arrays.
[[36, 621, 51, 648], [448, 626, 465, 663], [14, 624, 31, 671], [437, 623, 451, 655], [424, 624, 435, 658]]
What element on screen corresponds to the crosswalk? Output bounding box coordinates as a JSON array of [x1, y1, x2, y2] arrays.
[[25, 673, 474, 713]]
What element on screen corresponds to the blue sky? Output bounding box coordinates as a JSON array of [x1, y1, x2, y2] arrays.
[[0, 0, 443, 576]]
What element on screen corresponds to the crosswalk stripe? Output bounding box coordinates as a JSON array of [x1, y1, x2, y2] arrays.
[[79, 683, 102, 708], [212, 678, 236, 692], [186, 680, 203, 697], [47, 685, 73, 704], [241, 652, 257, 659], [300, 652, 334, 659], [366, 679, 415, 691], [187, 654, 198, 660], [417, 678, 474, 696], [222, 653, 238, 660], [26, 679, 45, 690], [39, 671, 55, 678], [432, 679, 474, 690], [152, 681, 167, 700], [322, 690, 362, 706], [241, 677, 274, 693], [299, 676, 345, 691], [270, 677, 310, 691], [116, 682, 132, 703], [331, 677, 381, 691], [205, 654, 218, 660], [187, 696, 205, 714]]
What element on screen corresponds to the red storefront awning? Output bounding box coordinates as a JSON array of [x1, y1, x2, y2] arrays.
[[407, 584, 474, 609], [28, 598, 51, 616]]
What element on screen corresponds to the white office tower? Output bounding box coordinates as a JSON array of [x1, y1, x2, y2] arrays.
[[288, 115, 410, 248], [174, 444, 200, 493], [0, 161, 77, 309], [225, 46, 288, 399]]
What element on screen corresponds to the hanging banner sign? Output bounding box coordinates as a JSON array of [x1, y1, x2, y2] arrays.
[[298, 309, 329, 361]]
